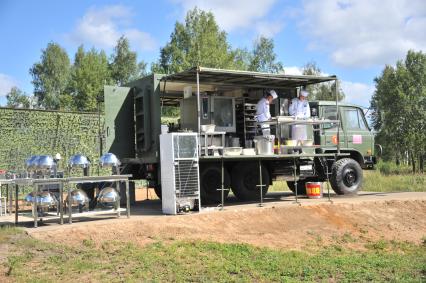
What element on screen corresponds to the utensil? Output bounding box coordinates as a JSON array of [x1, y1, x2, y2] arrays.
[[68, 154, 90, 169], [223, 147, 242, 156]]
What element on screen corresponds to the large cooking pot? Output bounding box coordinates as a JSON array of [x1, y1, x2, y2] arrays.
[[254, 135, 274, 155], [66, 189, 90, 206], [35, 155, 55, 172], [99, 153, 120, 168], [97, 187, 120, 207], [25, 191, 58, 207]]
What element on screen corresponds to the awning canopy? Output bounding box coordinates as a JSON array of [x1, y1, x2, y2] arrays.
[[160, 66, 337, 89]]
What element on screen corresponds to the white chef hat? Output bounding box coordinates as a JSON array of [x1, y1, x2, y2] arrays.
[[300, 90, 309, 97], [269, 90, 278, 99]]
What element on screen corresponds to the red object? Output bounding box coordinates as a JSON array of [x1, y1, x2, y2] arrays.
[[305, 182, 322, 198]]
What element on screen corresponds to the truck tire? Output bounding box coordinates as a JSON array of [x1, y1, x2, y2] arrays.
[[330, 158, 363, 195], [231, 162, 269, 201], [199, 164, 230, 204], [286, 181, 307, 195]]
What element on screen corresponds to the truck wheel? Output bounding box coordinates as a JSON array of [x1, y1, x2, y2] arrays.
[[330, 158, 363, 195], [231, 162, 269, 201], [286, 181, 307, 195], [199, 164, 230, 204], [153, 185, 162, 199]]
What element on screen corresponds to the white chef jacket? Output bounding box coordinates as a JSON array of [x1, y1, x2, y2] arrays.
[[289, 98, 310, 140], [256, 97, 271, 135]]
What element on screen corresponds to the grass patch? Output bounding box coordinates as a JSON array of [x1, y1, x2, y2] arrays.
[[1, 227, 425, 282], [363, 170, 425, 192], [269, 169, 425, 193]]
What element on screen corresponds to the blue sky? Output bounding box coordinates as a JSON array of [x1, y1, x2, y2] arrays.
[[0, 0, 425, 107]]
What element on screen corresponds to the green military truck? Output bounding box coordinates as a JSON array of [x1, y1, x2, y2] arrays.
[[104, 67, 376, 204]]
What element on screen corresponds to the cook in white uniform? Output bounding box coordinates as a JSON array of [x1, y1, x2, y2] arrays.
[[256, 90, 277, 135], [289, 90, 310, 140]]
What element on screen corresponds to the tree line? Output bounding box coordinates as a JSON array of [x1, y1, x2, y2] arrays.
[[6, 8, 340, 111], [370, 50, 426, 172]]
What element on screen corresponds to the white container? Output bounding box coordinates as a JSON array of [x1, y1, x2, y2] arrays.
[[200, 124, 215, 133], [242, 148, 256, 155], [161, 124, 169, 134], [223, 147, 242, 156]]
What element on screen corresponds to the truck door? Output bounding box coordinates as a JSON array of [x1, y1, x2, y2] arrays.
[[320, 106, 346, 149], [104, 86, 135, 159], [341, 107, 373, 156]]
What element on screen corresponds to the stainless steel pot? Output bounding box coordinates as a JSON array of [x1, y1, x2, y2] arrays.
[[25, 191, 58, 207], [66, 189, 90, 206], [35, 155, 55, 172], [99, 153, 120, 168], [97, 187, 120, 207], [254, 135, 274, 155], [25, 155, 39, 171], [68, 154, 90, 169]]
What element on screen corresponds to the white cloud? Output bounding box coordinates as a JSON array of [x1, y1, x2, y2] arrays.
[[341, 81, 375, 107], [66, 5, 156, 52], [173, 0, 281, 36], [299, 0, 426, 67], [0, 73, 18, 97]]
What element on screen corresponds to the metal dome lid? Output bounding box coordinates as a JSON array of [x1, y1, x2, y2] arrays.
[[35, 155, 55, 170], [99, 153, 121, 168], [68, 154, 90, 169], [66, 189, 90, 205], [25, 155, 39, 170]]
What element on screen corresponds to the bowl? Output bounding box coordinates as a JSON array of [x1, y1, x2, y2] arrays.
[[223, 147, 242, 156], [200, 124, 216, 133]]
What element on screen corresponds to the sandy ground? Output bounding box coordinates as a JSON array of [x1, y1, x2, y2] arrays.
[[18, 191, 426, 250]]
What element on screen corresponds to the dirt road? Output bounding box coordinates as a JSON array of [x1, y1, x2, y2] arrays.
[[25, 192, 426, 250]]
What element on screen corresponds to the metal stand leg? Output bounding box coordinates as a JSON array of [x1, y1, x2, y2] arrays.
[[9, 185, 13, 216], [59, 182, 64, 225], [15, 184, 18, 224], [116, 181, 121, 218], [33, 185, 38, 228], [68, 184, 72, 224], [125, 181, 130, 218], [293, 158, 300, 205], [258, 160, 264, 207], [325, 159, 333, 204], [220, 158, 224, 210]]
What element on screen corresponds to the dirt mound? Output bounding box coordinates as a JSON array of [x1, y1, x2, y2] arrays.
[[29, 199, 426, 250]]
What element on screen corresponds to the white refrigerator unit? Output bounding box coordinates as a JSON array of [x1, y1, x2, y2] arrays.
[[160, 133, 200, 214]]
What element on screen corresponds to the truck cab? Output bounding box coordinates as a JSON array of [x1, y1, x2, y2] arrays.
[[310, 101, 376, 169]]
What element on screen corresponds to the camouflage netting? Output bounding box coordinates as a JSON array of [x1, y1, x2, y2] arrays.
[[0, 107, 104, 174]]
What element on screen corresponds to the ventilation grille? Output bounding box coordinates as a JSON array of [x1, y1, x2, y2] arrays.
[[174, 160, 199, 197]]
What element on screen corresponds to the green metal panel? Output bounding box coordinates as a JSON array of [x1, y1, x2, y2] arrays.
[[104, 85, 135, 159]]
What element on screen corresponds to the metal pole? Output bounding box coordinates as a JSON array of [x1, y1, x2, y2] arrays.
[[293, 158, 300, 205], [33, 184, 37, 228], [126, 180, 130, 218], [116, 181, 120, 218], [59, 182, 64, 225], [258, 159, 263, 207], [220, 157, 224, 210], [14, 184, 18, 224], [196, 68, 201, 156], [9, 184, 13, 216], [335, 79, 340, 154], [68, 184, 72, 224]]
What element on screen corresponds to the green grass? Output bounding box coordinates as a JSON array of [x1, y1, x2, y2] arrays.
[[1, 227, 425, 282], [269, 170, 425, 193], [363, 170, 425, 192]]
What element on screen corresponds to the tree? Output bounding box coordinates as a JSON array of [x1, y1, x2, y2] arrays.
[[70, 46, 111, 111], [370, 50, 426, 172], [110, 36, 140, 85], [302, 61, 345, 101], [248, 37, 283, 73], [29, 42, 71, 109], [6, 87, 31, 108], [154, 8, 236, 73]]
